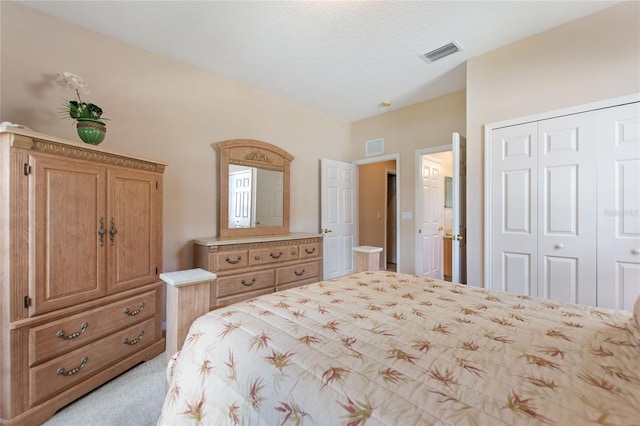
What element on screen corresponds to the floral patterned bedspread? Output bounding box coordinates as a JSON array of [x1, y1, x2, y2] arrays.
[[158, 271, 640, 425]]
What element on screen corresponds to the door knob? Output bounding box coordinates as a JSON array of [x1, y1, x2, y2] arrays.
[[438, 226, 443, 231], [323, 228, 332, 233], [453, 235, 463, 241], [554, 243, 564, 249], [632, 248, 640, 255]]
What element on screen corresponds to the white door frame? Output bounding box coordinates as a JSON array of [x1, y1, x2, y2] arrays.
[[484, 93, 640, 288], [415, 145, 452, 276], [354, 153, 401, 272]]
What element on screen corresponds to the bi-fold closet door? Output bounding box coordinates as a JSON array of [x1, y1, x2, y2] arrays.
[[488, 102, 639, 310]]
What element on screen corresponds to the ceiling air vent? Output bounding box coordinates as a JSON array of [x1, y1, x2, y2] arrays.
[[420, 42, 461, 64]]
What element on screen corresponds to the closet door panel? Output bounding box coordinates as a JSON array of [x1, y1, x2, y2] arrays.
[[597, 102, 640, 309], [490, 123, 538, 295], [537, 113, 597, 306]]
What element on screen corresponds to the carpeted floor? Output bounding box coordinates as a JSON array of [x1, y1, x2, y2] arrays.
[[43, 352, 166, 426]]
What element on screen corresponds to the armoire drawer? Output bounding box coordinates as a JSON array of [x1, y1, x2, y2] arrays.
[[217, 269, 274, 298], [276, 261, 320, 286], [29, 317, 157, 406], [29, 290, 157, 366]]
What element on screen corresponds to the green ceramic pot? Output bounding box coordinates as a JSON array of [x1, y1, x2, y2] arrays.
[[76, 118, 106, 145]]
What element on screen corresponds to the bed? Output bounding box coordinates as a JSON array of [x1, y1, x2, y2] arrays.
[[158, 271, 640, 425]]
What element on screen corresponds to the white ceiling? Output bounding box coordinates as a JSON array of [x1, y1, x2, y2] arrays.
[[20, 1, 620, 122]]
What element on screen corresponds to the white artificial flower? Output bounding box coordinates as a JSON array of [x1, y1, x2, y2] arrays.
[[56, 72, 90, 94]]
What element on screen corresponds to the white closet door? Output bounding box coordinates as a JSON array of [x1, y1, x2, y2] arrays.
[[596, 102, 640, 310], [537, 113, 597, 306], [490, 123, 538, 296]]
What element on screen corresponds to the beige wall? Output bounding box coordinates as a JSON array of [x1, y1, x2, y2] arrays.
[[0, 2, 351, 273], [358, 160, 396, 269], [466, 1, 640, 287], [351, 90, 466, 273]]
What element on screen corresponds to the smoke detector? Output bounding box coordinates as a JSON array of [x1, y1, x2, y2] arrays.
[[419, 41, 462, 64]]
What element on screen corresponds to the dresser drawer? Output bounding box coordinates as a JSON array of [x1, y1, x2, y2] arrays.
[[29, 290, 157, 366], [299, 242, 320, 259], [276, 261, 320, 286], [214, 249, 249, 271], [261, 245, 294, 264], [217, 269, 274, 298], [29, 317, 157, 406]]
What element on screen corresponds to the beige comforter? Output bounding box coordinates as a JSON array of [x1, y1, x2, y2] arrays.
[[158, 271, 640, 425]]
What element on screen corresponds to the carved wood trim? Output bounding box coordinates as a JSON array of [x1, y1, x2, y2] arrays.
[[28, 139, 165, 172]]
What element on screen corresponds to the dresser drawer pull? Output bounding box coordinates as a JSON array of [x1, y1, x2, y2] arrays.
[[304, 247, 316, 254], [225, 256, 242, 264], [270, 252, 283, 259], [241, 278, 256, 287], [56, 322, 88, 340], [123, 330, 145, 346], [123, 302, 145, 316], [57, 356, 88, 376], [294, 269, 306, 277]]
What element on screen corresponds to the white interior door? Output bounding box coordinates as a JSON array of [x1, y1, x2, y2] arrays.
[[255, 168, 284, 227], [321, 159, 356, 279], [418, 156, 444, 279], [451, 133, 467, 283], [228, 168, 252, 228], [489, 123, 539, 295], [596, 102, 640, 310], [537, 113, 597, 306]]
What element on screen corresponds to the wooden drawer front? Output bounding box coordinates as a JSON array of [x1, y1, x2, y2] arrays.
[[30, 317, 157, 406], [249, 249, 263, 266], [216, 288, 273, 309], [276, 261, 320, 286], [215, 250, 249, 271], [299, 242, 320, 259], [30, 290, 157, 366], [261, 245, 293, 264], [217, 270, 274, 298]]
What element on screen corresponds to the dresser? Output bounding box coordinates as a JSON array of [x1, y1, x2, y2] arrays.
[[194, 233, 323, 309], [0, 128, 166, 425]]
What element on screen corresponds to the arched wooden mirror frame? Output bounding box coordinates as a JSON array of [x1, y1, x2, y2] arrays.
[[217, 139, 293, 238]]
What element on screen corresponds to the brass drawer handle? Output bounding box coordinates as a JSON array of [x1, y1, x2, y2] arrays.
[[225, 256, 242, 264], [304, 247, 316, 254], [123, 302, 145, 316], [57, 356, 88, 376], [56, 322, 88, 340], [270, 252, 283, 259], [241, 278, 256, 287], [294, 269, 305, 277], [123, 330, 144, 346]]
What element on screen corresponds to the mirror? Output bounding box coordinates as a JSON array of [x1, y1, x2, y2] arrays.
[[217, 139, 293, 238]]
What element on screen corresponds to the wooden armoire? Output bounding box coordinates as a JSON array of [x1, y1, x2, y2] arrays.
[[0, 128, 166, 425]]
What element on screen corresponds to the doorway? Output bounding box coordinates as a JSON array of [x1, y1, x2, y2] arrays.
[[357, 159, 397, 271]]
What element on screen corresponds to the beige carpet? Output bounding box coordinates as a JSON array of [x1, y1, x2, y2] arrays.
[[43, 352, 166, 426]]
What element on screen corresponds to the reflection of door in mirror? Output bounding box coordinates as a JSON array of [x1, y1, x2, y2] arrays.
[[256, 168, 284, 227], [229, 165, 254, 228]]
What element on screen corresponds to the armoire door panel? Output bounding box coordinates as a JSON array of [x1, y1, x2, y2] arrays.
[[107, 168, 159, 293], [30, 155, 106, 315], [597, 102, 640, 309]]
